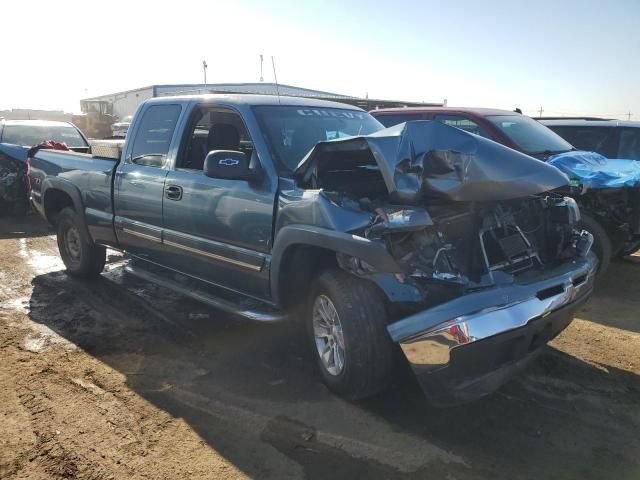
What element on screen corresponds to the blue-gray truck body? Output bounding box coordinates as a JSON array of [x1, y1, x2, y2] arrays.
[[29, 94, 597, 404]]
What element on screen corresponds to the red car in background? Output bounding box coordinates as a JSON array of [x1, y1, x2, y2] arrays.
[[370, 107, 640, 274], [370, 107, 575, 158]]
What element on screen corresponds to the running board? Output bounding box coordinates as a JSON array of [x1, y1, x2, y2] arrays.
[[124, 264, 285, 322]]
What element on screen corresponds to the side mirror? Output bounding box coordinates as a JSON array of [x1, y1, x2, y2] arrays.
[[203, 150, 258, 181]]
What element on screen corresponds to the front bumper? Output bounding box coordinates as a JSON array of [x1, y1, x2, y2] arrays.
[[387, 253, 597, 405]]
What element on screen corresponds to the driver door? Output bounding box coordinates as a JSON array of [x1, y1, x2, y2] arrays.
[[161, 105, 276, 299]]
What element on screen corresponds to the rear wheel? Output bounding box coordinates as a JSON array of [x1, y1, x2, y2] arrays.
[[578, 213, 611, 276], [307, 268, 394, 400], [56, 207, 106, 278]]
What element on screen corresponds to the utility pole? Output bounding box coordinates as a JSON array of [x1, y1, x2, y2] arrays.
[[259, 54, 264, 82], [538, 106, 544, 118], [627, 111, 633, 121], [202, 60, 208, 88]]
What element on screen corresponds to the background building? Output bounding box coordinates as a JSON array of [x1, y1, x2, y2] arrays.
[[80, 83, 441, 120], [0, 109, 73, 122]]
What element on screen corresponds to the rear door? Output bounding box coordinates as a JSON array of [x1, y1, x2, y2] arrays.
[[161, 104, 276, 299], [114, 103, 182, 260]]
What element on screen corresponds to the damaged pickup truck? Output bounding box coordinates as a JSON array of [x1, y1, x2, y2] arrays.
[[28, 95, 597, 404]]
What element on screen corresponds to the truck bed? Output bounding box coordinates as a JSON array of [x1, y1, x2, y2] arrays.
[[29, 148, 120, 247]]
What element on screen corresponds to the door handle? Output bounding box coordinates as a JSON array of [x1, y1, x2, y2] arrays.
[[165, 185, 183, 201]]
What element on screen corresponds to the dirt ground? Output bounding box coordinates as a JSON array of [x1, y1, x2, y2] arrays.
[[0, 215, 639, 480]]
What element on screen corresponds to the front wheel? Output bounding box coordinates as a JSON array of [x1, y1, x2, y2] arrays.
[[307, 269, 394, 400], [56, 207, 106, 278], [578, 213, 611, 276]]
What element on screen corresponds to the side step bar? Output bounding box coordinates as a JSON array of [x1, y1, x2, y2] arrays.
[[124, 264, 286, 322]]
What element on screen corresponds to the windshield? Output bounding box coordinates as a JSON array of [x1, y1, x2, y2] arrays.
[[2, 124, 88, 148], [487, 115, 573, 155], [253, 106, 383, 171]]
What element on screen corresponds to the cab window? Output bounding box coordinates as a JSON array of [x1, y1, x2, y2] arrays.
[[130, 104, 181, 167], [179, 106, 254, 171]]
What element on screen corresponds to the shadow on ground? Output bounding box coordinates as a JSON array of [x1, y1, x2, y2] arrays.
[[0, 212, 52, 239], [26, 266, 640, 479], [576, 256, 640, 334]]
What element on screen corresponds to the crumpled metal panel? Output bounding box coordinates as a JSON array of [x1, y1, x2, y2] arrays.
[[0, 144, 29, 205], [295, 121, 570, 203], [276, 178, 374, 233], [548, 150, 640, 189]]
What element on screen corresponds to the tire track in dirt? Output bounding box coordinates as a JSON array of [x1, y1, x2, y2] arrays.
[[2, 216, 640, 479]]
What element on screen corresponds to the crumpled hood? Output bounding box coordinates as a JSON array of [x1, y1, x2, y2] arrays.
[[295, 121, 569, 203], [0, 143, 29, 163], [0, 143, 29, 203], [548, 150, 640, 189]]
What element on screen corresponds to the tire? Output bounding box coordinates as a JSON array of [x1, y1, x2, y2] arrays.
[[307, 268, 394, 400], [56, 207, 106, 278], [616, 240, 640, 259], [578, 213, 611, 276]]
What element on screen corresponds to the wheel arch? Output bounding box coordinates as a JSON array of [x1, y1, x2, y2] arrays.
[[270, 225, 401, 308], [42, 179, 92, 242]]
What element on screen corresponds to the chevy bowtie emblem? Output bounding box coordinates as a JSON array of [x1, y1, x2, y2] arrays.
[[219, 158, 239, 166]]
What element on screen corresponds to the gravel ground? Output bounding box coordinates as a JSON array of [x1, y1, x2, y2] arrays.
[[1, 214, 639, 479]]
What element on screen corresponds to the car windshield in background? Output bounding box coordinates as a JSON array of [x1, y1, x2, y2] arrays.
[[2, 125, 88, 148], [253, 106, 383, 171], [487, 115, 573, 155], [376, 113, 423, 127], [619, 128, 640, 160]]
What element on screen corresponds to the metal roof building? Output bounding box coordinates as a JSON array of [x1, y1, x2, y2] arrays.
[[80, 83, 441, 119]]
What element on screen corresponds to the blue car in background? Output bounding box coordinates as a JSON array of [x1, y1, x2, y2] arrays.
[[0, 119, 89, 214]]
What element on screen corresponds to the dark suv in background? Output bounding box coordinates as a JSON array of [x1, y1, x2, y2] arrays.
[[539, 118, 640, 160], [370, 107, 640, 273]]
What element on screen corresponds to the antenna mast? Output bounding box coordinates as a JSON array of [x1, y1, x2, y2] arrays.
[[271, 56, 281, 104], [202, 60, 208, 89]]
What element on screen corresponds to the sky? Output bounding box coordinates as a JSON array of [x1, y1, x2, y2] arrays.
[[2, 0, 639, 119]]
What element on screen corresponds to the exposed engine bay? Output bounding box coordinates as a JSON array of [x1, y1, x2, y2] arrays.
[[290, 121, 594, 308], [334, 195, 591, 294]]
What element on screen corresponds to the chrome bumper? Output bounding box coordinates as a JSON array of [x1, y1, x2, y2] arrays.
[[388, 253, 597, 374]]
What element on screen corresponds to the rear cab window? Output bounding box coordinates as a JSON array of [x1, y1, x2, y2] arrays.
[[129, 104, 182, 167]]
